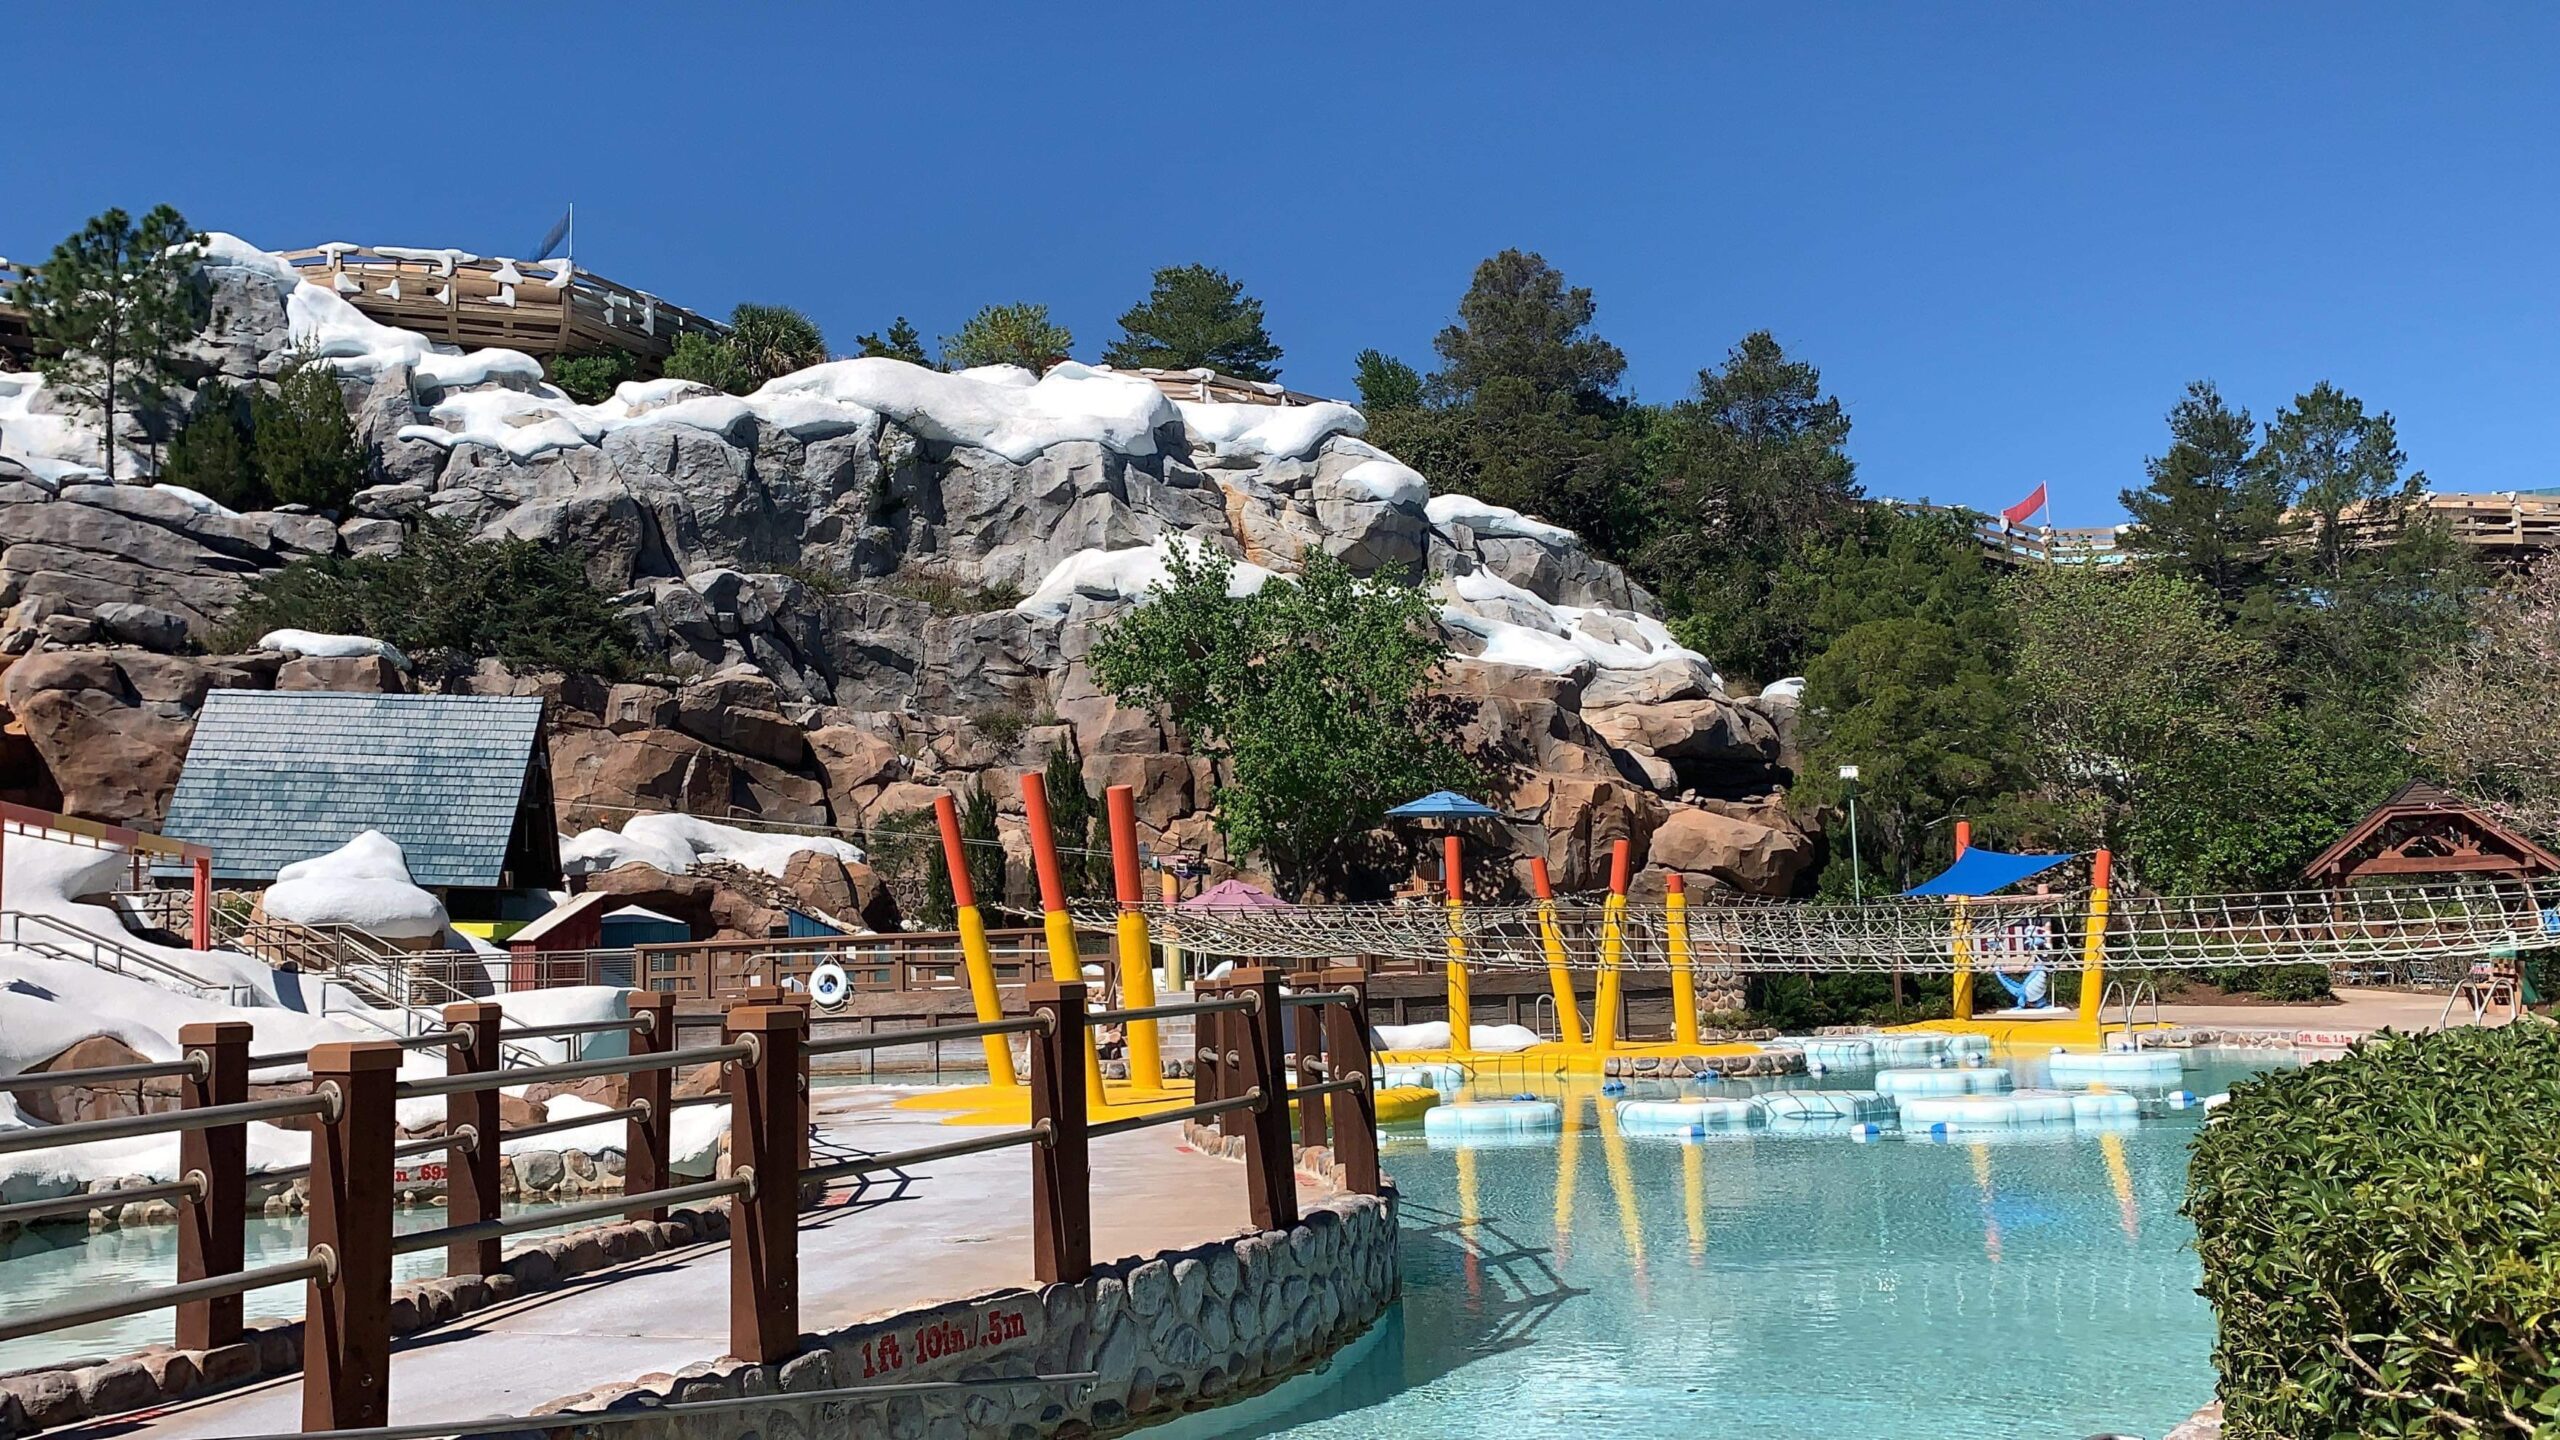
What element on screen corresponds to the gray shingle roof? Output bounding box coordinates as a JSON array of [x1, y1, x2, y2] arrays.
[[162, 692, 547, 888]]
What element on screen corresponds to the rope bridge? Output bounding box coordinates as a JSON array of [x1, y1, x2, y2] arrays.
[[1079, 878, 2560, 983]]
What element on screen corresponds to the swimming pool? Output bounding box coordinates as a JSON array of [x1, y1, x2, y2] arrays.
[[1243, 1048, 2278, 1440]]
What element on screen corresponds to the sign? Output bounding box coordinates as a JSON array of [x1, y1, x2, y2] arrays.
[[810, 962, 851, 1009]]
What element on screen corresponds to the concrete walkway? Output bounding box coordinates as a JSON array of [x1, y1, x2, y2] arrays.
[[82, 1087, 1290, 1439], [2159, 984, 2509, 1035]]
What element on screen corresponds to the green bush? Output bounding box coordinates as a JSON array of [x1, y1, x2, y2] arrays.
[[727, 303, 827, 384], [2208, 963, 2335, 1002], [161, 380, 262, 509], [251, 357, 365, 509], [2186, 1023, 2560, 1438], [220, 517, 635, 675], [663, 332, 755, 395], [549, 351, 636, 404]]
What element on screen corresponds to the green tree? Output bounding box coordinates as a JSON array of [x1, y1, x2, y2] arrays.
[[2119, 381, 2283, 611], [2408, 553, 2560, 838], [1425, 249, 1625, 406], [941, 303, 1073, 373], [662, 331, 755, 394], [1101, 264, 1283, 380], [855, 317, 933, 366], [19, 205, 208, 482], [548, 351, 636, 404], [957, 776, 1008, 907], [160, 380, 261, 510], [2261, 381, 2422, 584], [726, 303, 827, 384], [1041, 745, 1112, 898], [1642, 332, 1862, 680], [1352, 349, 1422, 412], [1089, 543, 1479, 896], [250, 355, 365, 510]]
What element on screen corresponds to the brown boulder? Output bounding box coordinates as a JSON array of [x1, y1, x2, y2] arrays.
[[674, 672, 805, 767], [807, 723, 903, 817], [13, 1036, 181, 1124], [778, 850, 899, 931], [1643, 805, 1813, 896], [275, 655, 410, 694], [577, 862, 785, 941], [1583, 698, 1778, 766], [1, 651, 211, 824]]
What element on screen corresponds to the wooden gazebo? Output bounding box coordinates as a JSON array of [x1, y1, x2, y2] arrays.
[[2300, 780, 2560, 888]]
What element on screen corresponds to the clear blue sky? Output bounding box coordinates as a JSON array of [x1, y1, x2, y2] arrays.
[[9, 3, 2555, 523]]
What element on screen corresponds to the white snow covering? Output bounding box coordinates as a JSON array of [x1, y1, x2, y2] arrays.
[[1337, 457, 1430, 506], [1174, 400, 1365, 460], [1759, 677, 1805, 704], [256, 629, 412, 669], [0, 370, 106, 485], [1372, 1020, 1545, 1054], [265, 831, 449, 940], [1425, 494, 1579, 547], [150, 484, 239, 518], [1438, 567, 1720, 684], [1013, 536, 1283, 620], [560, 812, 863, 880]]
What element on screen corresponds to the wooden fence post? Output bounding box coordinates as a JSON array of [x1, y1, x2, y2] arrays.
[[1025, 979, 1091, 1283], [1211, 980, 1247, 1141], [626, 991, 675, 1222], [175, 1021, 248, 1351], [1289, 971, 1329, 1153], [441, 1002, 503, 1277], [740, 983, 814, 1171], [726, 1003, 803, 1365], [1233, 967, 1298, 1231], [304, 1040, 401, 1432], [1321, 968, 1382, 1196]]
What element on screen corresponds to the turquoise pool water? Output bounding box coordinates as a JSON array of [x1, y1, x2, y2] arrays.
[[1247, 1049, 2279, 1440]]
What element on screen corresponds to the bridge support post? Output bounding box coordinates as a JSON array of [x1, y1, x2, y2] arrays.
[[1235, 967, 1299, 1232], [1530, 859, 1585, 1047], [1666, 874, 1699, 1048], [726, 1003, 803, 1365], [175, 1021, 248, 1351], [1025, 979, 1091, 1283], [2075, 849, 2113, 1037], [1107, 785, 1165, 1092], [936, 793, 1020, 1087], [1322, 968, 1382, 1197], [442, 1002, 504, 1277], [1950, 820, 1976, 1021], [305, 1040, 401, 1433], [1444, 834, 1472, 1059], [626, 990, 676, 1222], [1022, 771, 1108, 1106], [1594, 840, 1633, 1053]]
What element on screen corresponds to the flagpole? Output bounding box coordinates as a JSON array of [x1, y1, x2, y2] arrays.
[[565, 202, 574, 269]]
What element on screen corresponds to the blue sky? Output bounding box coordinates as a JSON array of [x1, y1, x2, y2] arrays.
[[8, 3, 2554, 523]]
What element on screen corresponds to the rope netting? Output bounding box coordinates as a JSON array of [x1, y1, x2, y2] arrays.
[[1075, 878, 2560, 982]]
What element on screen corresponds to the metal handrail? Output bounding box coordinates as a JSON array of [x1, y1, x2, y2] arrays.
[[804, 1015, 1048, 1058], [394, 1042, 750, 1099], [1278, 990, 1356, 1008], [505, 1015, 652, 1040], [0, 1173, 206, 1227], [498, 1105, 647, 1143], [1294, 1075, 1370, 1101], [804, 1123, 1053, 1184], [1, 909, 253, 1003], [0, 1253, 331, 1344], [1088, 995, 1258, 1026], [0, 1090, 335, 1155], [0, 1055, 206, 1092], [263, 1129, 474, 1186], [1089, 1089, 1262, 1140], [392, 1175, 750, 1257]]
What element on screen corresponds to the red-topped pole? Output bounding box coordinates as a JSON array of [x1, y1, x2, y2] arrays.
[[1106, 784, 1163, 1090], [1529, 858, 1584, 1046], [1594, 838, 1634, 1052], [1023, 772, 1107, 1105]]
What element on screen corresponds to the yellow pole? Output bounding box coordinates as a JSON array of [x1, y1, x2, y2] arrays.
[[934, 794, 1018, 1086], [1553, 1087, 1583, 1262], [1950, 820, 1976, 1021], [2075, 848, 2114, 1040], [1682, 1139, 1707, 1265], [1593, 840, 1632, 1054], [1158, 868, 1182, 993], [1022, 772, 1107, 1106], [1105, 785, 1163, 1092], [1444, 833, 1472, 1059], [1530, 858, 1584, 1046], [1666, 872, 1699, 1049]]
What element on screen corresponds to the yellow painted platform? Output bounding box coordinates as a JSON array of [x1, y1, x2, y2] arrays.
[[1887, 1013, 2176, 1051]]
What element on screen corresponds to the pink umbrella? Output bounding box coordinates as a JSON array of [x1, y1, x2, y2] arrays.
[[1182, 878, 1286, 910]]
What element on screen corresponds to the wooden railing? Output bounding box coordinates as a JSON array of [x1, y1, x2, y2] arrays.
[[0, 973, 1382, 1430], [1913, 491, 2560, 570], [635, 926, 1119, 1002], [274, 246, 725, 363]]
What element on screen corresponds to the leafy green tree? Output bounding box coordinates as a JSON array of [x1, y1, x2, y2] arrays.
[[160, 381, 261, 509], [2408, 553, 2560, 838], [1089, 543, 1478, 895], [548, 351, 635, 404], [856, 317, 933, 366], [1101, 264, 1283, 380], [1642, 332, 1861, 680], [19, 205, 208, 482], [957, 776, 1008, 907], [662, 331, 755, 394], [250, 355, 365, 510], [941, 303, 1072, 373], [1425, 249, 1624, 406], [1352, 349, 1423, 411], [2119, 381, 2283, 611], [223, 517, 636, 675], [726, 303, 827, 384], [2261, 381, 2422, 583]]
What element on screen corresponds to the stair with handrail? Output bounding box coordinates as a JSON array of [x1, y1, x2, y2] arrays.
[[0, 909, 263, 1006]]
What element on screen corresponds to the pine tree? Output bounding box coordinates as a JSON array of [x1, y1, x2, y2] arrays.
[[856, 317, 933, 366], [1426, 249, 1625, 407], [957, 778, 1009, 906], [941, 304, 1073, 373], [1101, 264, 1283, 381], [160, 380, 262, 509], [726, 303, 827, 384], [2260, 381, 2422, 582], [2119, 382, 2282, 609], [19, 205, 208, 482], [1352, 350, 1423, 411], [251, 355, 365, 510]]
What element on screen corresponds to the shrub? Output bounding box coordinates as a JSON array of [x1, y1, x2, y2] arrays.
[[2186, 1023, 2560, 1438], [221, 517, 635, 675], [727, 303, 827, 384], [2209, 963, 2335, 1002], [663, 332, 755, 395], [549, 350, 636, 404], [251, 355, 365, 510], [941, 303, 1072, 373], [162, 380, 262, 509]]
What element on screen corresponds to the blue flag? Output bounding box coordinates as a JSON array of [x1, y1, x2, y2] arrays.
[[530, 208, 571, 262]]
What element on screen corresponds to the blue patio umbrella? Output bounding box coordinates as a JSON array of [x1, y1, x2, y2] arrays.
[[1386, 790, 1502, 821]]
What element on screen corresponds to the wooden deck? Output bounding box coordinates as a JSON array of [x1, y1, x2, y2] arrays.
[[1929, 492, 2560, 569]]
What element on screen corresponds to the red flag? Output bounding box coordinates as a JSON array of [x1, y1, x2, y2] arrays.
[[2000, 483, 2047, 528]]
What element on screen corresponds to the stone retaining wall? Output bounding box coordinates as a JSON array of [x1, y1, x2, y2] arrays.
[[530, 1190, 1400, 1440]]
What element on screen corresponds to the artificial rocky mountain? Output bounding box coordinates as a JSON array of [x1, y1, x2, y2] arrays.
[[0, 241, 1813, 911]]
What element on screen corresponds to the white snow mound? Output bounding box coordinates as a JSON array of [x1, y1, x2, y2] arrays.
[[266, 831, 449, 939], [1014, 537, 1282, 620], [1175, 400, 1365, 460], [1425, 494, 1579, 547], [560, 813, 863, 880], [1438, 567, 1721, 686], [257, 630, 412, 669]]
